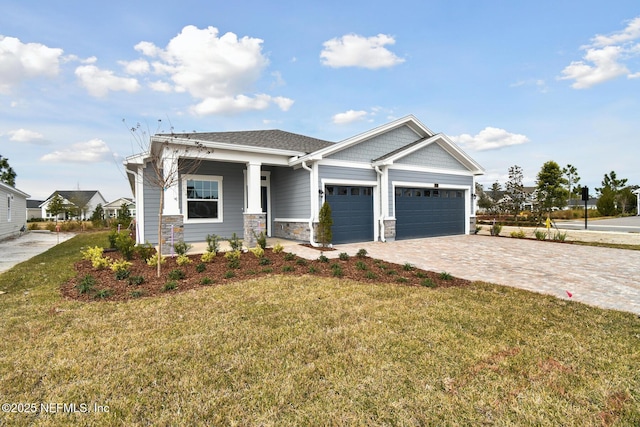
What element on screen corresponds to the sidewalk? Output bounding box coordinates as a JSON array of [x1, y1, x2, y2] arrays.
[[0, 231, 76, 273]]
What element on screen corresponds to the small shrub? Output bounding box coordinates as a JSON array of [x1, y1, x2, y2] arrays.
[[168, 269, 185, 280], [355, 261, 368, 271], [163, 281, 178, 292], [224, 250, 241, 269], [224, 271, 236, 279], [128, 275, 144, 286], [510, 230, 526, 239], [386, 269, 398, 276], [331, 263, 343, 277], [338, 252, 350, 261], [356, 248, 368, 258], [116, 232, 136, 260], [201, 251, 216, 263], [365, 271, 378, 280], [94, 288, 113, 299], [228, 233, 242, 251], [439, 272, 453, 280], [403, 262, 414, 271], [415, 271, 427, 279], [114, 269, 131, 281], [259, 257, 271, 266], [490, 223, 503, 236], [284, 252, 296, 261], [318, 254, 329, 263], [76, 275, 96, 294], [135, 242, 156, 262], [176, 254, 192, 266], [261, 267, 273, 274], [296, 258, 308, 266], [309, 266, 318, 274], [130, 290, 144, 298], [110, 259, 132, 273], [107, 230, 118, 249], [195, 262, 206, 273], [249, 246, 264, 258], [534, 230, 547, 241], [173, 241, 192, 256], [376, 262, 387, 270], [81, 246, 111, 270], [421, 278, 437, 288], [282, 265, 295, 272], [146, 253, 166, 267], [200, 277, 213, 285], [396, 277, 408, 284], [272, 242, 284, 253], [553, 231, 567, 242], [206, 234, 220, 254], [254, 231, 267, 249], [475, 225, 483, 234]]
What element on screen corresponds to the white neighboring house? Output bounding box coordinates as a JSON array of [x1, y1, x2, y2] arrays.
[[634, 188, 640, 215], [40, 190, 107, 221], [0, 181, 30, 241], [103, 197, 135, 219]]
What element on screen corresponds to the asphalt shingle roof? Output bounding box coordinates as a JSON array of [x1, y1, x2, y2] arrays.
[[164, 130, 335, 154]]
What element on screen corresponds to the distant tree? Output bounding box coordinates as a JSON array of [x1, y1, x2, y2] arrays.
[[596, 171, 627, 195], [487, 181, 503, 214], [596, 188, 617, 216], [116, 202, 132, 228], [475, 183, 493, 213], [562, 164, 580, 206], [535, 161, 569, 215], [596, 171, 629, 216], [0, 155, 16, 187], [504, 165, 525, 220], [46, 194, 67, 222], [90, 203, 105, 228]]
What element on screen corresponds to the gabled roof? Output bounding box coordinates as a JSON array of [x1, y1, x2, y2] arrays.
[[104, 197, 134, 208], [162, 130, 334, 155], [27, 199, 44, 208], [42, 190, 105, 207], [0, 181, 30, 198]]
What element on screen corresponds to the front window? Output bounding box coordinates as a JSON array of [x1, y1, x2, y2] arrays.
[[184, 175, 223, 222]]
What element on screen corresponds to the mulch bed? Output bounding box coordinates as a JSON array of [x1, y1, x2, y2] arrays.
[[61, 249, 470, 302]]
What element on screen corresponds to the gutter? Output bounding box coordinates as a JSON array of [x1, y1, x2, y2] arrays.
[[301, 161, 321, 247], [374, 165, 386, 242]]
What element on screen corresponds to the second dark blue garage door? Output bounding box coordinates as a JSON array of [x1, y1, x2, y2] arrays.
[[325, 185, 374, 244], [395, 188, 465, 239]]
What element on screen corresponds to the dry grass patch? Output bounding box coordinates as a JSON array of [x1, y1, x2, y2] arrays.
[[0, 233, 639, 425]]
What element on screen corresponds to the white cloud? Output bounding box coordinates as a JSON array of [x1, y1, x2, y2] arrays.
[[132, 25, 289, 114], [450, 127, 530, 151], [320, 34, 405, 69], [332, 109, 369, 124], [560, 16, 640, 89], [40, 139, 114, 163], [119, 59, 150, 75], [74, 65, 141, 97], [0, 35, 64, 94], [6, 128, 47, 144]]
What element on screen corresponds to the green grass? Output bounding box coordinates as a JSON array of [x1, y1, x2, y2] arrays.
[[1, 232, 639, 425]]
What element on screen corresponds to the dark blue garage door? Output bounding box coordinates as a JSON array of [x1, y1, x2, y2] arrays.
[[325, 185, 374, 244], [395, 188, 465, 239]]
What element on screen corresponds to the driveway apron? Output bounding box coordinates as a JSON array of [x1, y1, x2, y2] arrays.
[[332, 235, 640, 315]]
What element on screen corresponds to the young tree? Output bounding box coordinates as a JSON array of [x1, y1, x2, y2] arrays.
[[46, 194, 67, 222], [535, 161, 569, 215], [126, 120, 206, 277], [562, 164, 580, 206], [504, 165, 526, 220], [0, 155, 16, 187], [117, 202, 132, 228], [489, 181, 502, 215], [475, 183, 493, 213], [596, 171, 629, 215], [90, 203, 105, 228], [317, 201, 333, 247]]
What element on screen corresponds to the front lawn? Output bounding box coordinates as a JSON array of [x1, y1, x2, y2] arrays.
[[0, 232, 638, 426]]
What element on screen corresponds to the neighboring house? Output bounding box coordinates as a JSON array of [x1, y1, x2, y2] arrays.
[[40, 190, 107, 220], [103, 197, 136, 219], [26, 199, 45, 220], [634, 189, 640, 215], [567, 197, 598, 210], [0, 181, 30, 241], [125, 115, 484, 252]]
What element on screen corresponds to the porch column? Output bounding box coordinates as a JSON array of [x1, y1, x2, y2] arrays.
[[244, 162, 266, 248]]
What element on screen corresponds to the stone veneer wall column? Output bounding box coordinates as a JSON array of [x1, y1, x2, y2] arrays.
[[273, 221, 310, 242], [160, 215, 184, 255], [383, 219, 396, 241], [469, 216, 477, 234], [243, 213, 266, 248]]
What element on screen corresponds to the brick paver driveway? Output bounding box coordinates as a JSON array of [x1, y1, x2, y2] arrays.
[[330, 235, 640, 315]]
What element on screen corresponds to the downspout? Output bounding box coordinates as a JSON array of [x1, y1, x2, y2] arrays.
[[301, 161, 321, 247], [374, 165, 386, 242]]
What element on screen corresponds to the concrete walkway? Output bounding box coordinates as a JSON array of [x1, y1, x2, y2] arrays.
[[0, 231, 76, 273], [324, 235, 640, 315]]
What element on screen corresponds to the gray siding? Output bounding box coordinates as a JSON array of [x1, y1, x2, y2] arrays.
[[182, 161, 245, 242], [142, 165, 160, 244], [0, 190, 27, 240], [388, 169, 472, 217], [319, 165, 377, 185], [327, 125, 420, 162], [396, 142, 469, 171], [272, 166, 310, 219]]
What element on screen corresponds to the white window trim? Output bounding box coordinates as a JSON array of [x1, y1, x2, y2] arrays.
[[182, 174, 223, 224]]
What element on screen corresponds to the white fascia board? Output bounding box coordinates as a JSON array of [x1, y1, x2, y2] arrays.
[[387, 163, 477, 177], [296, 115, 433, 163], [158, 136, 306, 158], [0, 181, 30, 198]]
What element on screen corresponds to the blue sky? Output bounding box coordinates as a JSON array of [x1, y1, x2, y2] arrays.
[[1, 0, 639, 202]]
